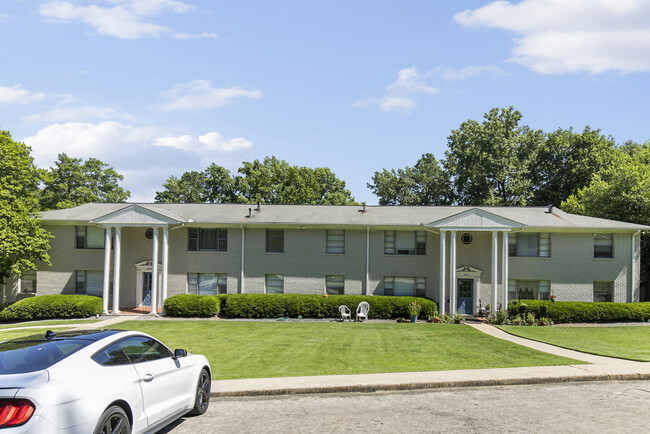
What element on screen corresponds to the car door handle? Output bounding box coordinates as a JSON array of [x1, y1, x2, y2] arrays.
[[143, 373, 154, 382]]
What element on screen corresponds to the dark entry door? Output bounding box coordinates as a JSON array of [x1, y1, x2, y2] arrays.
[[457, 279, 473, 314], [142, 272, 152, 306]]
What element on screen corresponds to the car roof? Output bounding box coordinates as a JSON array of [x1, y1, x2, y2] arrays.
[[7, 329, 127, 344]]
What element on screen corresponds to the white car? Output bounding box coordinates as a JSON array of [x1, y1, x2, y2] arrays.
[[0, 329, 211, 433]]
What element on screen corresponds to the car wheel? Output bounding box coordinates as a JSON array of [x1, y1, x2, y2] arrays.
[[94, 405, 131, 434], [188, 368, 211, 416]]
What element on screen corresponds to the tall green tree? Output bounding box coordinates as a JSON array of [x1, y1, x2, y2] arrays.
[[155, 164, 237, 204], [39, 153, 130, 210], [528, 127, 616, 206], [444, 107, 543, 206], [368, 153, 452, 205], [0, 131, 51, 278]]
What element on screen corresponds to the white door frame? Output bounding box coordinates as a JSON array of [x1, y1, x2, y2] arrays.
[[135, 261, 162, 308], [456, 266, 482, 315]]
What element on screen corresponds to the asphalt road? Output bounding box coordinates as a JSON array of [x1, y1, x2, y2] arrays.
[[159, 380, 650, 433]]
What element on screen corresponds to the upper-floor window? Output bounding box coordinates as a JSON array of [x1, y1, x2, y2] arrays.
[[20, 271, 37, 294], [188, 273, 227, 295], [76, 226, 105, 249], [508, 233, 550, 257], [326, 230, 345, 254], [508, 279, 550, 301], [384, 230, 426, 255], [594, 234, 613, 258], [266, 229, 284, 253], [188, 228, 227, 252], [593, 281, 613, 302], [384, 276, 425, 297]]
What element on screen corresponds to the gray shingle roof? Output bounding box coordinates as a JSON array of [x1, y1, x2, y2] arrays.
[[39, 203, 649, 231]]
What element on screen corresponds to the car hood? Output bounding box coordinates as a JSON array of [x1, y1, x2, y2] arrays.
[[0, 370, 49, 389]]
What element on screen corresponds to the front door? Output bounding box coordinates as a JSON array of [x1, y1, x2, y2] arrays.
[[457, 279, 473, 314], [142, 272, 152, 306]]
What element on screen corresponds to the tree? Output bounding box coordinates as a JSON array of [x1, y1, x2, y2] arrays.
[[0, 131, 51, 278], [39, 153, 130, 210], [528, 127, 616, 206], [155, 164, 237, 204], [368, 153, 452, 205], [444, 107, 543, 206]]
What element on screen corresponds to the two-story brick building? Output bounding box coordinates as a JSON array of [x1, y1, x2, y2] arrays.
[[5, 203, 646, 315]]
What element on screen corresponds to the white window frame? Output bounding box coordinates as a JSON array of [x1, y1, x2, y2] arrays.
[[326, 230, 345, 254], [19, 271, 37, 294], [188, 228, 228, 252], [325, 275, 344, 295], [508, 233, 550, 258], [188, 273, 227, 295], [594, 234, 613, 259], [383, 276, 425, 296], [508, 279, 551, 301], [384, 231, 426, 255], [593, 281, 613, 302], [265, 274, 284, 294]]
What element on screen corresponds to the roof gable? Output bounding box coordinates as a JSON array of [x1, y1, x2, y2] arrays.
[[89, 204, 186, 226], [426, 208, 525, 230]]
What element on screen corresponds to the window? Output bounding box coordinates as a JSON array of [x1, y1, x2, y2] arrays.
[[384, 276, 425, 297], [461, 233, 473, 245], [188, 273, 227, 295], [75, 271, 105, 297], [325, 275, 344, 295], [326, 230, 345, 254], [145, 228, 154, 239], [20, 271, 36, 294], [384, 231, 426, 255], [188, 228, 227, 251], [266, 229, 284, 253], [508, 280, 550, 301], [116, 336, 172, 363], [265, 274, 284, 294], [508, 233, 550, 257], [594, 234, 613, 258], [593, 281, 613, 302], [92, 343, 131, 366], [75, 226, 105, 249]]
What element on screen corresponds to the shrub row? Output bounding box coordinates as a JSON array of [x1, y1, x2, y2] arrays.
[[508, 300, 650, 323], [0, 295, 102, 321], [163, 294, 220, 317], [163, 293, 437, 319]]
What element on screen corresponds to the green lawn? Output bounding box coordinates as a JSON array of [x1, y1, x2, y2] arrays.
[[496, 325, 650, 361], [0, 319, 99, 330], [118, 321, 583, 380], [0, 327, 75, 342]]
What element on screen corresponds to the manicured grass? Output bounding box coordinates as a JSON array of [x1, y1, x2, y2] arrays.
[[118, 321, 583, 380], [0, 327, 75, 342], [0, 319, 99, 330], [496, 325, 650, 361]]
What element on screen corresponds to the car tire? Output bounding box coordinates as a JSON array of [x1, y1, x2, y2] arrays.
[[188, 367, 211, 416], [94, 405, 131, 434]]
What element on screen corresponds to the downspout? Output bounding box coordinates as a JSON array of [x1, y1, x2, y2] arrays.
[[240, 225, 245, 294], [632, 230, 640, 302], [365, 226, 369, 296]]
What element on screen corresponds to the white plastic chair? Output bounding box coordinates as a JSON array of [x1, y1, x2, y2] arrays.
[[338, 305, 351, 322], [356, 302, 369, 322]]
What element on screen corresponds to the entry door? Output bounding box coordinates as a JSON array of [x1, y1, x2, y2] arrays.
[[142, 272, 152, 306], [457, 279, 473, 314]]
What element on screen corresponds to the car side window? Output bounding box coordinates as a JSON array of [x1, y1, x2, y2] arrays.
[[92, 343, 131, 366], [117, 337, 173, 364]]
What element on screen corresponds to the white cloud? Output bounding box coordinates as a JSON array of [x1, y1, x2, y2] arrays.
[[38, 0, 216, 40], [354, 67, 438, 114], [157, 80, 262, 112], [455, 0, 650, 74], [436, 65, 507, 81], [23, 106, 136, 124], [0, 85, 46, 104], [155, 132, 253, 154]]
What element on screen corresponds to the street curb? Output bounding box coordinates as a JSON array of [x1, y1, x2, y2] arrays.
[[210, 372, 650, 397]]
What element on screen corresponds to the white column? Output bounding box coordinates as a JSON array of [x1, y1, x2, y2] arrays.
[[112, 227, 121, 314], [161, 227, 169, 308], [365, 226, 370, 296], [240, 225, 245, 294], [151, 228, 159, 315], [492, 231, 498, 312], [102, 227, 112, 314], [449, 231, 457, 314], [439, 231, 446, 315], [502, 231, 509, 309]]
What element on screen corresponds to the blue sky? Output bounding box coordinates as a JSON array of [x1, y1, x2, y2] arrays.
[[2, 0, 649, 203]]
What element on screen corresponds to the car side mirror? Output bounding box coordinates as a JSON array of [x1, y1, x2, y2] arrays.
[[174, 349, 188, 359]]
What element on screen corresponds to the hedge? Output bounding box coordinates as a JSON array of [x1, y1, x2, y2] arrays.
[[221, 294, 437, 319], [163, 294, 220, 317], [0, 295, 102, 321], [508, 300, 650, 323]]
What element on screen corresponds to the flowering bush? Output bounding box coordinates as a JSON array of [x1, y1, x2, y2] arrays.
[[408, 300, 422, 317]]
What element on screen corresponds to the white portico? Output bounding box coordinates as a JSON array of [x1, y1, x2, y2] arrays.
[[427, 208, 525, 315], [89, 205, 188, 315]]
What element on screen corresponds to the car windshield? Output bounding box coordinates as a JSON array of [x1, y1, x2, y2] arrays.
[[0, 339, 91, 374]]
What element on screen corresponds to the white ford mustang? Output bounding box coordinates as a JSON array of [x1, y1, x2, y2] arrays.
[[0, 329, 211, 433]]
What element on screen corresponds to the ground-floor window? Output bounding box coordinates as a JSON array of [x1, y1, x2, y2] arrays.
[[508, 279, 550, 301], [325, 275, 344, 295], [265, 274, 284, 294], [75, 270, 108, 297], [593, 281, 613, 302], [384, 276, 425, 297], [20, 271, 37, 294], [188, 273, 227, 295]]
